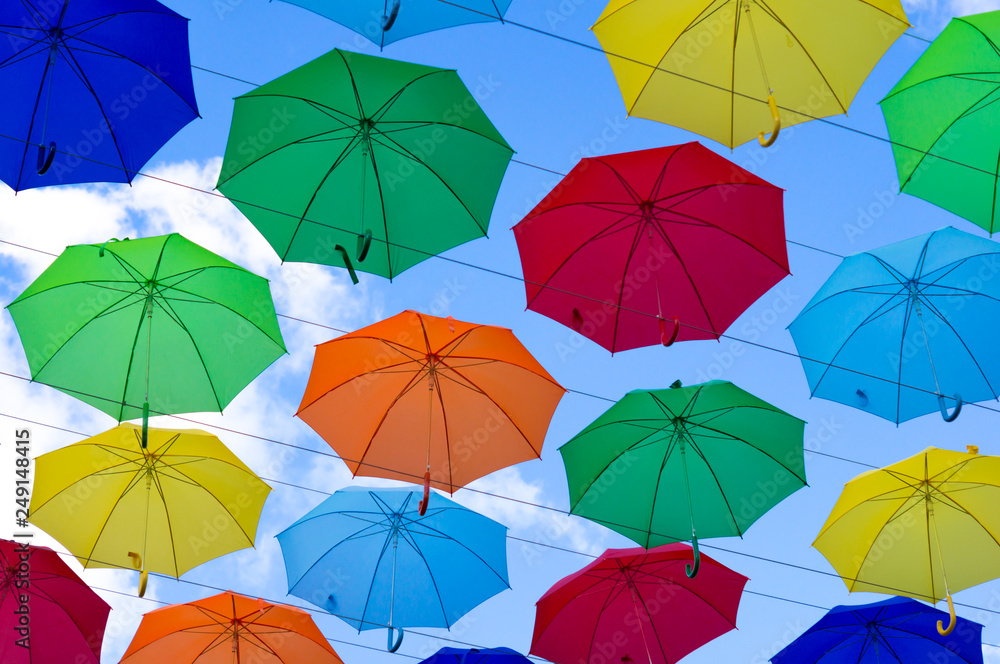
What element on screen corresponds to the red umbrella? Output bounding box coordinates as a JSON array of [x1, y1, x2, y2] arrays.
[[513, 142, 789, 353], [0, 538, 110, 664], [530, 543, 747, 664]]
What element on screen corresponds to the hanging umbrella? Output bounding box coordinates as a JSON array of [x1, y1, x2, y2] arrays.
[[420, 647, 532, 664], [119, 590, 345, 664], [0, 0, 199, 190], [27, 423, 272, 597], [788, 226, 1000, 424], [560, 380, 806, 576], [296, 310, 565, 513], [771, 597, 984, 664], [530, 543, 748, 664], [7, 233, 286, 446], [880, 11, 1000, 234], [513, 143, 789, 352], [0, 539, 111, 664], [276, 1, 512, 48], [276, 486, 509, 652], [591, 0, 909, 148], [216, 48, 513, 282], [813, 445, 1000, 636]]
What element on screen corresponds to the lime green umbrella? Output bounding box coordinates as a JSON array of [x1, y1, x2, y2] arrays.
[[217, 49, 514, 282], [560, 380, 806, 577], [880, 11, 1000, 233], [6, 234, 286, 445]]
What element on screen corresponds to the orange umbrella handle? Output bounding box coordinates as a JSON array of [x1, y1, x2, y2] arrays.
[[418, 471, 431, 516], [659, 316, 680, 347], [758, 95, 781, 148], [937, 595, 957, 635]]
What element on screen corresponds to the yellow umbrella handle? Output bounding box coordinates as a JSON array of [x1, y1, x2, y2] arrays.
[[937, 595, 956, 635], [128, 552, 148, 598], [758, 96, 781, 148]]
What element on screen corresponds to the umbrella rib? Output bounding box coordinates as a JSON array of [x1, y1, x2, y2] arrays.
[[149, 464, 184, 578], [683, 417, 807, 484], [12, 27, 57, 191], [350, 367, 428, 480], [75, 464, 148, 571], [934, 490, 1000, 551], [648, 213, 721, 336], [357, 524, 396, 632], [399, 514, 510, 588], [160, 462, 263, 549]]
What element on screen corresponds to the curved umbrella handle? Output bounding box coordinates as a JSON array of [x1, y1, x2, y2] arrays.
[[685, 534, 701, 578], [141, 401, 150, 449], [128, 552, 148, 598], [856, 389, 868, 407], [938, 393, 962, 422], [418, 470, 431, 516], [387, 626, 404, 652], [571, 308, 584, 332], [659, 316, 680, 347], [36, 142, 56, 175], [357, 230, 372, 262], [937, 594, 957, 635], [382, 0, 400, 31], [334, 245, 359, 285], [758, 95, 781, 148]]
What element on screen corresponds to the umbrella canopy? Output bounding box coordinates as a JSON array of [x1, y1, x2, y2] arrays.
[[560, 381, 806, 576], [788, 226, 1000, 424], [513, 143, 789, 352], [591, 0, 909, 148], [119, 590, 344, 664], [420, 647, 532, 664], [771, 597, 984, 664], [0, 539, 111, 664], [7, 233, 286, 443], [217, 48, 513, 282], [296, 310, 565, 507], [28, 424, 271, 596], [0, 0, 199, 190], [530, 543, 748, 664], [880, 11, 1000, 234], [813, 445, 1000, 635], [276, 486, 509, 652], [276, 1, 513, 47]]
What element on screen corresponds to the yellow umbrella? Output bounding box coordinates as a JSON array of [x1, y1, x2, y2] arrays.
[[814, 446, 1000, 636], [592, 0, 910, 148], [28, 424, 271, 597]]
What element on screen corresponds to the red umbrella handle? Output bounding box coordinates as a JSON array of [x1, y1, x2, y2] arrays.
[[418, 471, 430, 516], [659, 316, 680, 347]]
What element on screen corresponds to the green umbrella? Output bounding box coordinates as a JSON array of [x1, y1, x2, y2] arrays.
[[7, 234, 286, 446], [560, 380, 806, 577], [880, 11, 1000, 234], [216, 48, 514, 282]]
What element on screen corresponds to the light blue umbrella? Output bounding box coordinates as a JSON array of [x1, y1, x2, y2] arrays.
[[275, 1, 512, 48], [276, 486, 509, 652], [788, 226, 1000, 424], [771, 597, 983, 664]]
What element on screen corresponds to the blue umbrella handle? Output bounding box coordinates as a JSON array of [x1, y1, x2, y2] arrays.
[[659, 316, 680, 347], [938, 393, 962, 422], [686, 535, 701, 578], [334, 245, 359, 285], [357, 230, 372, 262], [382, 0, 400, 31], [855, 389, 868, 407], [387, 626, 404, 652], [36, 142, 56, 175]]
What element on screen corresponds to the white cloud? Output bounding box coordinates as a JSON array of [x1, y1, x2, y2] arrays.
[[985, 644, 1000, 664]]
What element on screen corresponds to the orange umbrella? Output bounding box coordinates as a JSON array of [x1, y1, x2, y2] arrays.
[[297, 310, 565, 512], [119, 591, 343, 664]]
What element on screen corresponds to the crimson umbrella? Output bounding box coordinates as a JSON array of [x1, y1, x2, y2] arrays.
[[530, 543, 748, 664], [513, 142, 789, 353], [0, 538, 110, 664]]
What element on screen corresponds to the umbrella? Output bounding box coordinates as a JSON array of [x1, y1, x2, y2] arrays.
[[7, 233, 286, 446], [216, 48, 513, 282], [276, 1, 512, 48], [0, 539, 111, 664], [771, 597, 984, 664], [880, 11, 1000, 234], [560, 380, 806, 577], [591, 0, 909, 148], [513, 143, 789, 352], [27, 424, 271, 597], [119, 590, 345, 664], [530, 543, 748, 664], [813, 445, 1000, 635], [0, 0, 199, 190], [788, 226, 1000, 424], [420, 647, 532, 664], [276, 486, 509, 652], [296, 310, 565, 513]]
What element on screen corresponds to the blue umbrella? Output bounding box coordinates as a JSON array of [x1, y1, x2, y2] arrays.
[[0, 0, 199, 190], [275, 1, 512, 47], [420, 647, 532, 664], [788, 226, 1000, 424], [276, 486, 509, 652], [771, 597, 983, 664]]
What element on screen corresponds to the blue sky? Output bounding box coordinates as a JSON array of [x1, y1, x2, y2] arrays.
[[3, 1, 1000, 663]]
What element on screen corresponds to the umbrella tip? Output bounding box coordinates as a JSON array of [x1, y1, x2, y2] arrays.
[[670, 380, 682, 389], [968, 445, 979, 455]]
